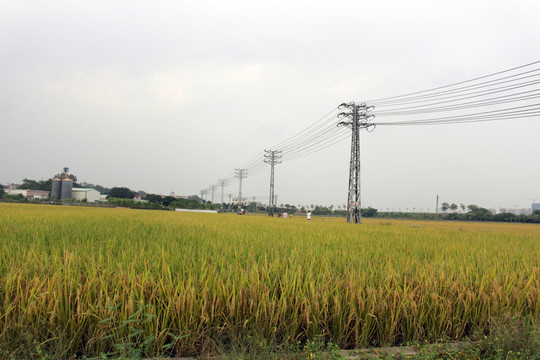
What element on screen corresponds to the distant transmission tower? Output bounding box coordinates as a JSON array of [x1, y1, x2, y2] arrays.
[[200, 189, 208, 202], [337, 102, 375, 223], [264, 149, 282, 216], [218, 179, 228, 205], [234, 168, 247, 208], [209, 185, 218, 203]]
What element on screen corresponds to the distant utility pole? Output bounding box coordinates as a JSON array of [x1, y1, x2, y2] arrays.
[[235, 168, 247, 208], [252, 196, 257, 213], [264, 149, 282, 216], [218, 179, 228, 205], [435, 194, 439, 221], [209, 185, 217, 203], [200, 189, 208, 202], [337, 102, 375, 224]]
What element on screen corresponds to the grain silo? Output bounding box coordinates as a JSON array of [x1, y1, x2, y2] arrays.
[[51, 178, 62, 199], [60, 178, 73, 200], [51, 168, 74, 200]]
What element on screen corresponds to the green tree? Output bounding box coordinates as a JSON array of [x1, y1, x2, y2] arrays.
[[361, 207, 378, 217], [450, 203, 458, 213], [441, 202, 449, 213], [466, 204, 492, 221], [145, 194, 163, 204], [93, 184, 110, 194], [18, 178, 40, 190], [18, 178, 52, 191], [312, 205, 332, 215], [493, 212, 517, 222], [0, 187, 5, 198], [109, 187, 135, 199], [161, 196, 176, 206]]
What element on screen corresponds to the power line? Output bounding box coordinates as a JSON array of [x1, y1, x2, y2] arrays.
[[373, 103, 540, 126], [269, 107, 340, 149], [367, 62, 540, 127], [207, 60, 540, 219], [214, 109, 347, 183], [366, 60, 540, 103], [374, 81, 540, 114], [281, 121, 343, 154], [284, 130, 350, 161], [371, 70, 540, 107], [375, 90, 540, 116]]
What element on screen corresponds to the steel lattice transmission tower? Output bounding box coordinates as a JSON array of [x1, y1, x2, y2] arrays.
[[200, 189, 208, 202], [264, 149, 282, 216], [234, 168, 247, 208], [209, 184, 218, 203], [218, 179, 228, 205], [337, 102, 375, 223]]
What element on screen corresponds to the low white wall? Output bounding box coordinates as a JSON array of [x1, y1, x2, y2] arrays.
[[6, 189, 28, 196], [175, 208, 218, 213]]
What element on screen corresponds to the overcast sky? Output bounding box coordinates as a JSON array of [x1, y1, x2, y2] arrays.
[[2, 0, 540, 211]]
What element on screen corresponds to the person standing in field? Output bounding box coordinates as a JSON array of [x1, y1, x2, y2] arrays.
[[306, 210, 311, 220]]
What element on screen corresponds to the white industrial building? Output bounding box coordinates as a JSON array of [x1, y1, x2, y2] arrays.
[[231, 197, 249, 206], [533, 203, 540, 212], [6, 189, 49, 199], [72, 188, 101, 202]]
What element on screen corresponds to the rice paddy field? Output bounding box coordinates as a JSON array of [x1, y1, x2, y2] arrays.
[[0, 203, 539, 358]]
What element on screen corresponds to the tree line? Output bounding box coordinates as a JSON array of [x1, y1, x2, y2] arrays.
[[1, 178, 217, 211], [3, 178, 538, 222], [375, 204, 540, 223]]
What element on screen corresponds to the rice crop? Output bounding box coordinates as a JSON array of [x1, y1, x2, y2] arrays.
[[0, 203, 538, 358]]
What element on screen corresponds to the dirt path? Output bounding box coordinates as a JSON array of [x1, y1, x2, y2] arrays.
[[144, 341, 471, 359]]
